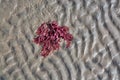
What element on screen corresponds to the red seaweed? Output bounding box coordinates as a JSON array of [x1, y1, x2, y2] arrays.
[[33, 21, 73, 57]]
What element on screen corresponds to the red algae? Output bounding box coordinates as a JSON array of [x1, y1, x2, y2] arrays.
[[33, 21, 73, 57]]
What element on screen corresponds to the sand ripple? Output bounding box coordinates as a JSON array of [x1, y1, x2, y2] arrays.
[[0, 0, 120, 80]]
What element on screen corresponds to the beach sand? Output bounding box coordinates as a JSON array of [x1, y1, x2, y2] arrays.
[[0, 0, 120, 80]]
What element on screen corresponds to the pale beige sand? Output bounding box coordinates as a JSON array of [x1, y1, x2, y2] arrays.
[[0, 0, 120, 80]]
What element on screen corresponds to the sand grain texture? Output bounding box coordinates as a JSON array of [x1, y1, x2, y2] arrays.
[[0, 0, 120, 80]]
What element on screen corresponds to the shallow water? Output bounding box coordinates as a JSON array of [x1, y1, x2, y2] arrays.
[[0, 0, 120, 80]]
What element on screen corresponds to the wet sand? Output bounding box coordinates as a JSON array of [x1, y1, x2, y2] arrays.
[[0, 0, 120, 80]]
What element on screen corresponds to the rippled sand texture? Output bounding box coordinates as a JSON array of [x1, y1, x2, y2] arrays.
[[0, 0, 120, 80]]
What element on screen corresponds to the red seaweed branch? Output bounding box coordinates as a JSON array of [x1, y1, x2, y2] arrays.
[[33, 21, 73, 57]]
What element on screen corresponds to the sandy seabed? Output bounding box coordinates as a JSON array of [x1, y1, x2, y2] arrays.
[[0, 0, 120, 80]]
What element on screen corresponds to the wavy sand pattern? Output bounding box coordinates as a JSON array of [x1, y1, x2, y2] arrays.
[[0, 0, 120, 80]]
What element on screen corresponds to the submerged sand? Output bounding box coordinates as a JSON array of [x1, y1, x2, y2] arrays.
[[0, 0, 120, 80]]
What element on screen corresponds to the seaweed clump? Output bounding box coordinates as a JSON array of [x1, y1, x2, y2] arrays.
[[33, 21, 73, 57]]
